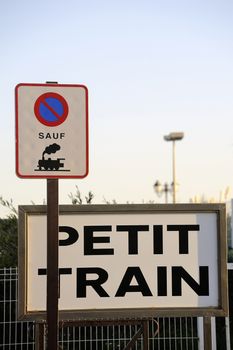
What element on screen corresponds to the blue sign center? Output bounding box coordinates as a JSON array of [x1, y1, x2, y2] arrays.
[[34, 92, 69, 126], [39, 97, 64, 122]]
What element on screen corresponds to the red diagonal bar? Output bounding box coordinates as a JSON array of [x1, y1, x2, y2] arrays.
[[42, 98, 63, 120]]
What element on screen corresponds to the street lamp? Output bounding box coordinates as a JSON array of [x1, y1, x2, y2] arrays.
[[154, 180, 173, 203], [164, 132, 184, 204]]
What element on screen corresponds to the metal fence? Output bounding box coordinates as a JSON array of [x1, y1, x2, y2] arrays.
[[0, 268, 35, 349], [0, 267, 200, 349]]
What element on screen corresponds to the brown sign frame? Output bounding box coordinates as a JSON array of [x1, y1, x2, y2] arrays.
[[18, 203, 228, 321]]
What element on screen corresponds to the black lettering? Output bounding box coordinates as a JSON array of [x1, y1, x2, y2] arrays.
[[59, 226, 79, 246], [116, 225, 149, 254], [38, 132, 66, 140], [157, 266, 167, 296], [59, 267, 72, 276], [153, 225, 163, 254], [172, 266, 209, 296], [84, 226, 114, 255], [45, 133, 52, 139], [76, 267, 109, 298], [115, 266, 152, 297], [167, 225, 200, 254], [38, 267, 72, 276], [38, 268, 72, 298]]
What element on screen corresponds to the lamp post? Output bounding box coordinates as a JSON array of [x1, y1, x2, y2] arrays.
[[164, 132, 184, 204], [154, 180, 173, 203]]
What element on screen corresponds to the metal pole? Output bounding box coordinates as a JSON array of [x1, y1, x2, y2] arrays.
[[165, 190, 168, 204], [204, 316, 212, 350], [47, 179, 59, 350], [123, 326, 143, 350], [197, 317, 204, 350], [35, 323, 45, 350], [164, 183, 168, 204], [142, 320, 149, 349], [172, 140, 176, 204]]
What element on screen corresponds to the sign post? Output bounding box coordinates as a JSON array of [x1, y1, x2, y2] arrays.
[[47, 178, 59, 349], [204, 317, 212, 350], [15, 82, 89, 349]]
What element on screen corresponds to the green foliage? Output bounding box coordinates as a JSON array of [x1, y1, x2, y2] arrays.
[[68, 186, 94, 205], [228, 249, 233, 263], [0, 215, 18, 267], [0, 196, 18, 216]]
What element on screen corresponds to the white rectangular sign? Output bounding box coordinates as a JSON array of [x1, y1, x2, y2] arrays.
[[15, 83, 88, 179], [18, 204, 228, 321]]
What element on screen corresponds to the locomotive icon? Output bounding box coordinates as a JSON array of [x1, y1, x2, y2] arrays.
[[35, 143, 70, 172], [38, 157, 65, 171]]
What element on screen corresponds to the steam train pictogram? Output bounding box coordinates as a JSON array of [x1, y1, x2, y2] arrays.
[[37, 156, 65, 171]]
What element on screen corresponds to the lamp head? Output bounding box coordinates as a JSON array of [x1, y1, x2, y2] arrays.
[[164, 132, 184, 141]]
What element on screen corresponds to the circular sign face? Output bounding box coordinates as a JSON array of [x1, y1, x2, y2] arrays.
[[34, 92, 69, 126]]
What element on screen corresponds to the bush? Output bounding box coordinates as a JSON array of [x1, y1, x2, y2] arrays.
[[0, 215, 18, 267], [228, 248, 233, 263]]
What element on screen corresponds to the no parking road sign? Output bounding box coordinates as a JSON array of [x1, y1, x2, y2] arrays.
[[34, 92, 69, 127], [15, 83, 89, 178]]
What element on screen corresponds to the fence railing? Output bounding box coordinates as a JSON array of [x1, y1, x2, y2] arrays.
[[0, 267, 205, 349]]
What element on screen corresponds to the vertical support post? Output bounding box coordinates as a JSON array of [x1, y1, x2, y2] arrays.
[[142, 320, 149, 350], [197, 317, 204, 350], [211, 318, 217, 350], [172, 140, 176, 204], [47, 179, 59, 349], [204, 316, 212, 350], [231, 199, 233, 248], [164, 183, 168, 204], [225, 317, 231, 350], [35, 323, 45, 350]]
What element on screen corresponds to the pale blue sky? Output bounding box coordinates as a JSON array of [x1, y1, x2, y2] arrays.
[[1, 0, 233, 216]]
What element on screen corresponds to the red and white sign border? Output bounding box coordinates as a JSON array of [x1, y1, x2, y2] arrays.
[[15, 83, 89, 179]]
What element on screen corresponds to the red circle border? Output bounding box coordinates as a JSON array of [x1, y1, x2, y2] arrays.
[[34, 92, 69, 127]]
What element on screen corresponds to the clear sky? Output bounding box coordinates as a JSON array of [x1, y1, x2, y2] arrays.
[[1, 0, 233, 217]]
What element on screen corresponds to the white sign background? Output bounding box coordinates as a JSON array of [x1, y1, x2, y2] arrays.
[[25, 210, 219, 312], [15, 83, 88, 178]]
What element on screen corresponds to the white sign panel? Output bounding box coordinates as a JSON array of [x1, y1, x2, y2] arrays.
[[15, 83, 88, 178], [18, 204, 228, 321]]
